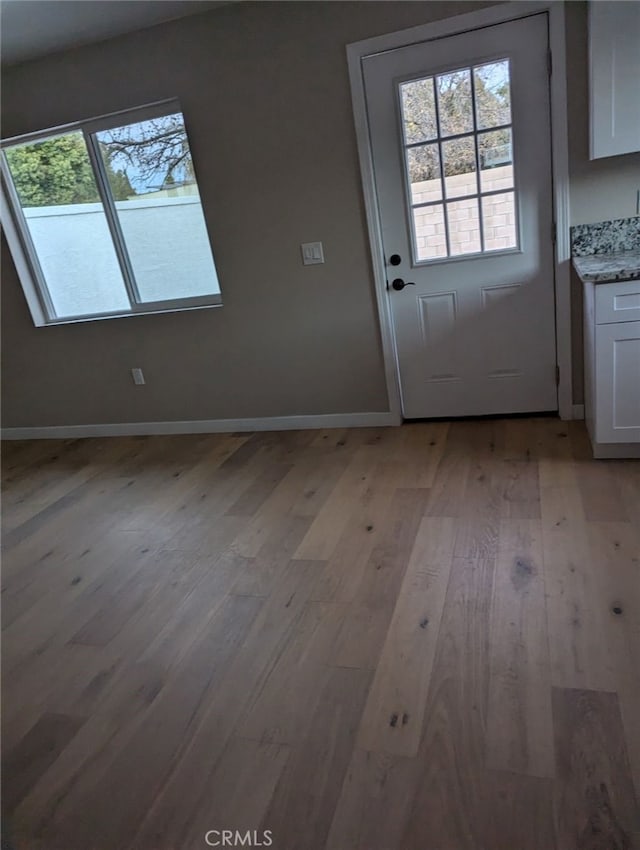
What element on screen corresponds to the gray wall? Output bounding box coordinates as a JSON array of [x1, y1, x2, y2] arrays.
[[2, 0, 638, 427]]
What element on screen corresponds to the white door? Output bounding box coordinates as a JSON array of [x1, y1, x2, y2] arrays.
[[363, 13, 558, 419]]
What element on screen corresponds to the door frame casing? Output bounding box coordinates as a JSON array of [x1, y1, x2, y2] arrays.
[[347, 1, 573, 422]]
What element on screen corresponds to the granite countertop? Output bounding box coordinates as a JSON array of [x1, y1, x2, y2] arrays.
[[572, 248, 640, 285]]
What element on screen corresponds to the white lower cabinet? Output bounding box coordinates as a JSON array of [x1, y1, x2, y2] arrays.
[[584, 279, 640, 458]]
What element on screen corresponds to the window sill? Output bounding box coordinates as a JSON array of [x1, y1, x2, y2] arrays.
[[36, 298, 224, 327]]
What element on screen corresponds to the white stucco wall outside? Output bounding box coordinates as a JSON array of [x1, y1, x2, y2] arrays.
[[24, 195, 220, 317]]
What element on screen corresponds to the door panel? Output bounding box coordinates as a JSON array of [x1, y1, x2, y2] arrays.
[[363, 13, 557, 418], [418, 291, 459, 382], [596, 321, 640, 443]]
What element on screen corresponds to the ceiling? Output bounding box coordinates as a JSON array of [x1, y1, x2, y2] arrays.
[[1, 0, 234, 66]]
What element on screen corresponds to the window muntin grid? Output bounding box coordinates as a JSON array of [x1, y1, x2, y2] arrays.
[[400, 59, 518, 263]]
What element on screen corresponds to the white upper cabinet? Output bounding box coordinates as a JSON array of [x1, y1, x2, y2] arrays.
[[589, 0, 640, 159]]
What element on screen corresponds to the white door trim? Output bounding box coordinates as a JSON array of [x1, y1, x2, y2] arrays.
[[347, 0, 573, 422]]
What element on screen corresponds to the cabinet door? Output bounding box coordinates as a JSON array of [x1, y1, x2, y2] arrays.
[[596, 320, 640, 443], [590, 1, 640, 159]]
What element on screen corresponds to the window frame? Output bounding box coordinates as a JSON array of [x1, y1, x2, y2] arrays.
[[0, 98, 223, 327]]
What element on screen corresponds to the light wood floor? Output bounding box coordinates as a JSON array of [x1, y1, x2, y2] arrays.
[[2, 418, 639, 850]]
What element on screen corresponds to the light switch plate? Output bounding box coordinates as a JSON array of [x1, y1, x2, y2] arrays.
[[301, 241, 324, 265]]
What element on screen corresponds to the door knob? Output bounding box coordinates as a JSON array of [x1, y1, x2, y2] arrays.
[[391, 278, 415, 291]]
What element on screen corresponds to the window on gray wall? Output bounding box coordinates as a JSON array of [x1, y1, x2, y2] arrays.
[[0, 99, 222, 326]]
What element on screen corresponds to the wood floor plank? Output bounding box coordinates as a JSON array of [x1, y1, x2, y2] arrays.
[[238, 601, 346, 745], [552, 687, 640, 849], [619, 683, 640, 810], [2, 713, 86, 815], [356, 517, 454, 757], [399, 552, 495, 850], [424, 425, 471, 517], [69, 548, 201, 647], [587, 521, 640, 641], [4, 644, 121, 744], [499, 458, 541, 518], [575, 461, 630, 522], [403, 765, 558, 850], [2, 534, 159, 679], [230, 459, 333, 559], [10, 712, 137, 847], [308, 460, 403, 604], [453, 516, 500, 559], [152, 442, 284, 550], [2, 470, 123, 551], [230, 514, 312, 597], [540, 482, 618, 691], [184, 738, 290, 850], [225, 461, 294, 517], [477, 771, 558, 850], [259, 666, 371, 850], [378, 420, 449, 489], [208, 559, 325, 723], [331, 602, 394, 671], [2, 438, 73, 487], [543, 485, 639, 695], [611, 462, 640, 528], [2, 439, 187, 590], [486, 518, 554, 778], [502, 416, 545, 462], [325, 749, 419, 850], [428, 555, 496, 743], [135, 737, 290, 850], [537, 421, 575, 489], [132, 551, 257, 668], [349, 487, 431, 608], [577, 522, 640, 796], [289, 457, 346, 519], [460, 445, 503, 521], [161, 512, 246, 556], [36, 593, 263, 850], [293, 453, 381, 561], [2, 438, 135, 534], [116, 433, 251, 532]]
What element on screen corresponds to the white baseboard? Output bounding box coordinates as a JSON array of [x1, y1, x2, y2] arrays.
[[572, 404, 585, 420], [1, 411, 398, 440]]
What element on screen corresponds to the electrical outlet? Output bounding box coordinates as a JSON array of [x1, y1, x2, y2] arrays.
[[131, 368, 145, 385]]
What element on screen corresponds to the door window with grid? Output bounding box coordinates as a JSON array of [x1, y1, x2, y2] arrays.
[[400, 59, 518, 262]]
